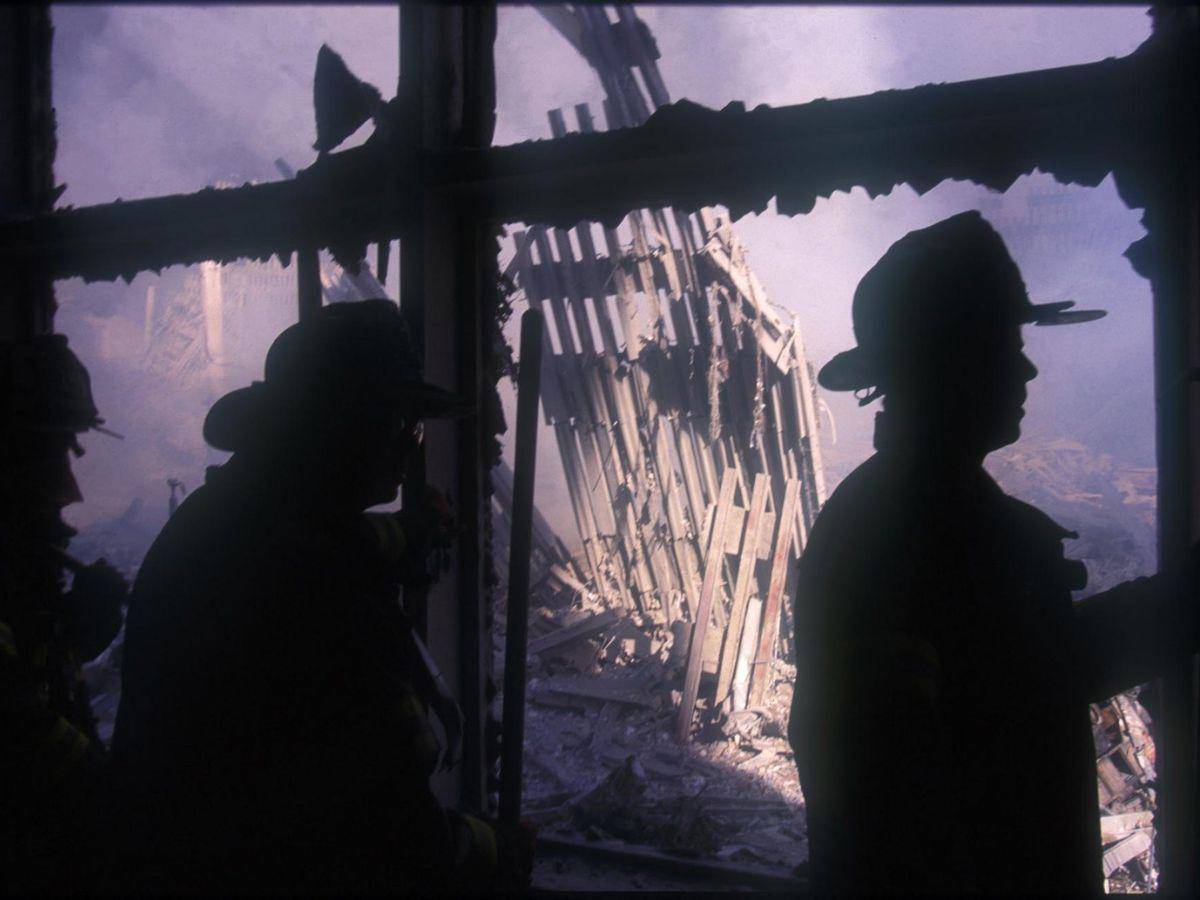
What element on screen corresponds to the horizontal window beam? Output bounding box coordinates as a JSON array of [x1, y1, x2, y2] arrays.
[[0, 47, 1172, 283]]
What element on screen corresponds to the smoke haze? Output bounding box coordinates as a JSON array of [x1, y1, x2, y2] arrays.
[[51, 4, 1157, 592]]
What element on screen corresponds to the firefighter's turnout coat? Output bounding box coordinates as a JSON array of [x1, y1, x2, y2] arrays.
[[789, 417, 1103, 894], [111, 458, 494, 892]]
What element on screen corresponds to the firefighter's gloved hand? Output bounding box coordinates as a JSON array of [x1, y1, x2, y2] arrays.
[[492, 817, 537, 890], [400, 486, 459, 550], [394, 487, 461, 586], [63, 558, 126, 662]]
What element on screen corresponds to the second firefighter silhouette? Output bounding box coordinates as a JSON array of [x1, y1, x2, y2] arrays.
[[789, 212, 1198, 893], [111, 299, 529, 891]]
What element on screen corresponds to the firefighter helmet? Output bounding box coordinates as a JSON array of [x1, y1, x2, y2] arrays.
[[1, 334, 107, 436]]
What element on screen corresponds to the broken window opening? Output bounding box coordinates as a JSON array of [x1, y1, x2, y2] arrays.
[[18, 1, 1188, 893], [50, 4, 400, 207]]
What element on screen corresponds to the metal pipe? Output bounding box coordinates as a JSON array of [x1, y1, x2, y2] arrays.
[[499, 308, 545, 826]]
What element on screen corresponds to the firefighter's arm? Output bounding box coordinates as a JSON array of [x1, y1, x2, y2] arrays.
[[446, 812, 536, 890], [248, 543, 532, 888], [61, 558, 127, 662], [1074, 545, 1199, 701]]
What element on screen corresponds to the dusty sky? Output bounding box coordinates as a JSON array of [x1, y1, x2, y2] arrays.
[[494, 4, 1155, 536], [51, 4, 1155, 544]]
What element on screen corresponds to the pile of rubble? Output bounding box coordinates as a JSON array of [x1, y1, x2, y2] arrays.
[[494, 585, 808, 876], [1091, 690, 1159, 893], [495, 564, 1163, 891]]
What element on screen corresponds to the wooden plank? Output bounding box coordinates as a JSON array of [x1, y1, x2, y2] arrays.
[[537, 835, 805, 892], [1098, 755, 1134, 802], [694, 418, 722, 503], [748, 479, 801, 708], [756, 510, 777, 560], [627, 210, 667, 343], [1103, 829, 1153, 877], [676, 468, 738, 743], [528, 609, 621, 656], [547, 563, 587, 596], [599, 218, 644, 363], [1101, 811, 1155, 845], [722, 505, 748, 555], [714, 474, 770, 707], [644, 411, 701, 616], [543, 676, 657, 709]]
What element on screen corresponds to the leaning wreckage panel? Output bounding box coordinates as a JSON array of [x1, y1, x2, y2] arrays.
[[495, 170, 824, 874]]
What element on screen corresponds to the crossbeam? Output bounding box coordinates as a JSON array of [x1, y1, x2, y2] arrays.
[[0, 46, 1163, 285]]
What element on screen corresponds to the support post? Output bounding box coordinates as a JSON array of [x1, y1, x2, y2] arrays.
[[499, 308, 545, 825], [0, 4, 54, 339], [296, 247, 322, 321]]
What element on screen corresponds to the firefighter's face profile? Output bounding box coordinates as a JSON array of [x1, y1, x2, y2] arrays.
[[0, 431, 83, 547], [891, 303, 1038, 456], [1, 431, 84, 509], [954, 318, 1038, 453], [345, 414, 426, 507]]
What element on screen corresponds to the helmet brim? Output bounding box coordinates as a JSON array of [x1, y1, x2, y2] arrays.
[[1025, 300, 1107, 326], [817, 348, 877, 393], [818, 300, 1108, 394], [203, 380, 473, 452]]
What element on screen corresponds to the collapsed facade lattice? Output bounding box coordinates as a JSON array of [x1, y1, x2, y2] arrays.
[[505, 8, 825, 738]]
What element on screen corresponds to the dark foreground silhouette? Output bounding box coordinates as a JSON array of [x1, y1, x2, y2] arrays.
[[106, 299, 530, 892], [789, 211, 1198, 894], [1, 335, 127, 893]]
